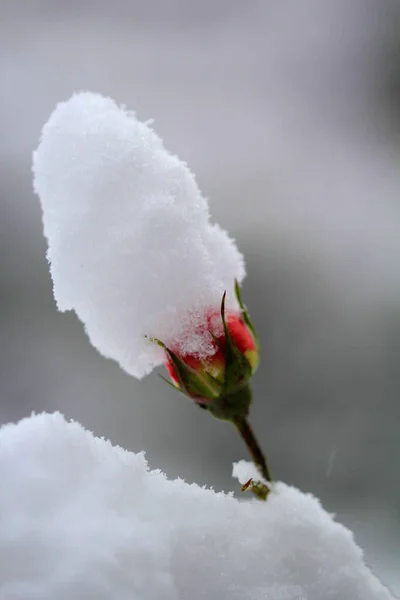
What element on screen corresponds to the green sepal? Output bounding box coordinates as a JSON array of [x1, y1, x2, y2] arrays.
[[150, 336, 220, 400], [158, 374, 185, 395], [220, 291, 253, 393], [234, 279, 259, 349], [165, 347, 220, 400], [203, 371, 224, 395]]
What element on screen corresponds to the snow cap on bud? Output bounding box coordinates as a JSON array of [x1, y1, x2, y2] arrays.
[[33, 92, 245, 379], [161, 282, 259, 421]]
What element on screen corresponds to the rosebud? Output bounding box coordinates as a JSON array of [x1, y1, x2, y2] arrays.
[[158, 282, 259, 422]]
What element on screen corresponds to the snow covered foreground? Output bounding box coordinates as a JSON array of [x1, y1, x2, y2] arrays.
[[0, 413, 394, 600]]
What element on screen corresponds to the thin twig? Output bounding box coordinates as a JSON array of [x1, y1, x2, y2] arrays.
[[233, 416, 272, 482]]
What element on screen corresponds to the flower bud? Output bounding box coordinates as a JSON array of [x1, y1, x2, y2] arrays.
[[160, 282, 259, 421]]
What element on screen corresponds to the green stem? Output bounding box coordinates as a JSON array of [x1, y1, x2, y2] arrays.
[[233, 416, 272, 482]]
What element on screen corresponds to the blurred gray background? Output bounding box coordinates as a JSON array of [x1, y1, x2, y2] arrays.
[[1, 0, 399, 592]]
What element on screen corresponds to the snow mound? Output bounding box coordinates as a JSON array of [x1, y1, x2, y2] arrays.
[[0, 412, 394, 600]]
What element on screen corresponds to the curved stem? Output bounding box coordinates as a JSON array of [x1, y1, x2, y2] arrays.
[[233, 416, 272, 482]]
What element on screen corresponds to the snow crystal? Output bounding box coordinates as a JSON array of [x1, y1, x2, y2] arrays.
[[32, 92, 245, 378], [0, 412, 394, 600]]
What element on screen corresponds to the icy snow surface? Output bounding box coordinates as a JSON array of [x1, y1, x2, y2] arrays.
[[33, 92, 245, 378], [0, 412, 394, 600]]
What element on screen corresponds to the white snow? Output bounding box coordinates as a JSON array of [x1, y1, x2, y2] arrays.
[[32, 92, 245, 379], [0, 412, 394, 600]]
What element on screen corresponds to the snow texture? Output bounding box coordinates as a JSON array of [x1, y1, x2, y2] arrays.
[[32, 92, 245, 379], [0, 412, 395, 600]]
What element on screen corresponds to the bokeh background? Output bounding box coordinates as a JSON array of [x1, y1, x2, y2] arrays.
[[1, 0, 399, 592]]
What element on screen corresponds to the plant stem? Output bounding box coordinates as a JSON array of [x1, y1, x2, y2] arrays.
[[232, 416, 272, 482]]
